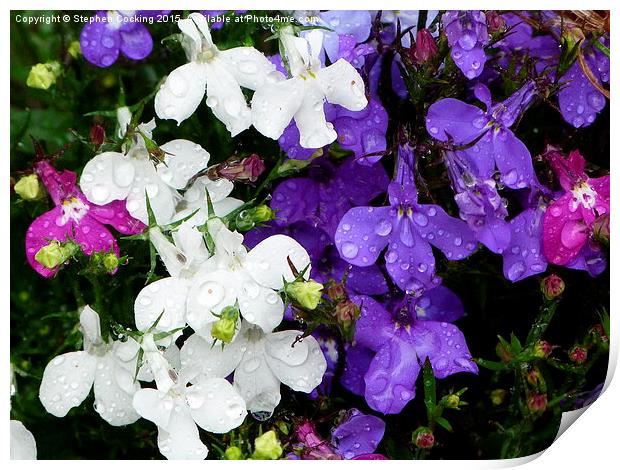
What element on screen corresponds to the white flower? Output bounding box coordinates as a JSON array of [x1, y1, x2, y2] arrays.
[[39, 306, 141, 426], [10, 420, 37, 460], [180, 321, 327, 414], [251, 27, 368, 148], [132, 360, 247, 460], [185, 220, 311, 337], [155, 12, 281, 136]]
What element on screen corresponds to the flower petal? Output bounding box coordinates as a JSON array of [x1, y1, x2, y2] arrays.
[[351, 295, 395, 351], [331, 410, 385, 460], [270, 178, 320, 227], [87, 199, 146, 235], [318, 59, 368, 111], [219, 46, 281, 90], [10, 420, 37, 460], [186, 272, 238, 338], [385, 232, 437, 292], [79, 305, 102, 348], [251, 77, 303, 140], [79, 13, 121, 67], [491, 129, 537, 189], [73, 216, 119, 259], [134, 278, 189, 338], [415, 204, 478, 260], [156, 140, 211, 190], [503, 208, 548, 282], [39, 351, 96, 417], [119, 23, 153, 60], [341, 344, 374, 396], [93, 354, 140, 426], [157, 400, 208, 460], [558, 60, 607, 128], [265, 330, 327, 393], [132, 388, 173, 430], [80, 152, 134, 206], [238, 280, 284, 333], [245, 234, 311, 290], [294, 81, 337, 148], [25, 207, 73, 277], [180, 334, 246, 381], [125, 158, 177, 225], [542, 194, 586, 265], [234, 347, 281, 413], [155, 62, 208, 125], [426, 98, 488, 143], [415, 286, 465, 322], [187, 377, 247, 433]]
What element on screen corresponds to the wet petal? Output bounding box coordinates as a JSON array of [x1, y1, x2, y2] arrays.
[[350, 295, 395, 351], [318, 58, 368, 111], [119, 23, 153, 60], [10, 420, 37, 460], [80, 152, 134, 206], [73, 216, 119, 259], [542, 194, 586, 265], [80, 13, 121, 67], [125, 158, 177, 225], [132, 388, 173, 430], [157, 140, 211, 189], [180, 334, 246, 381], [503, 208, 548, 282], [270, 178, 320, 227], [187, 377, 247, 433], [415, 285, 465, 322], [331, 410, 385, 460], [451, 43, 486, 80], [134, 278, 189, 338], [154, 62, 208, 125], [238, 281, 284, 333], [93, 354, 140, 426], [25, 207, 73, 277], [157, 400, 208, 460], [88, 199, 146, 235], [426, 98, 488, 143], [334, 206, 392, 267], [219, 46, 281, 90], [341, 344, 374, 396], [415, 204, 477, 260], [492, 129, 537, 189], [558, 60, 607, 129], [234, 339, 281, 413], [252, 77, 303, 140], [385, 232, 437, 292], [294, 81, 337, 148]]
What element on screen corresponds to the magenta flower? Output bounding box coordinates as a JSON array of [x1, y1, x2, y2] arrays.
[[542, 149, 609, 266], [25, 160, 145, 277]]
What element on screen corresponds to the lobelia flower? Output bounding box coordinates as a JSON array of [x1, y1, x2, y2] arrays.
[[80, 120, 211, 225], [442, 10, 489, 80], [180, 320, 327, 414], [335, 144, 477, 293], [132, 360, 247, 460], [426, 81, 539, 189], [349, 288, 477, 414], [39, 306, 141, 426], [542, 148, 609, 267], [252, 27, 368, 149], [10, 420, 37, 460], [80, 10, 169, 67], [155, 12, 280, 135], [26, 159, 144, 277]]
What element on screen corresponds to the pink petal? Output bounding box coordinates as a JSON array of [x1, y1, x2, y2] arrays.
[[87, 199, 146, 234], [542, 194, 586, 265], [25, 207, 73, 277], [73, 215, 120, 258], [35, 160, 79, 205]]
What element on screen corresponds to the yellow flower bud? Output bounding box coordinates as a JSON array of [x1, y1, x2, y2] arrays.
[[26, 62, 62, 90], [103, 253, 119, 272], [68, 41, 81, 59], [224, 446, 243, 460], [14, 174, 44, 201], [252, 430, 282, 460], [444, 394, 460, 409], [34, 242, 72, 269], [211, 318, 237, 343], [285, 280, 323, 310]]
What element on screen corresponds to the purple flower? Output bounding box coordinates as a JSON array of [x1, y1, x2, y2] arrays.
[[349, 287, 477, 414], [80, 11, 168, 68], [25, 160, 145, 277], [443, 11, 489, 79], [331, 409, 386, 459], [335, 144, 477, 293], [503, 205, 548, 281], [426, 81, 539, 189]]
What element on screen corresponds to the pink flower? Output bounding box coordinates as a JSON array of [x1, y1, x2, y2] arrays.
[[25, 160, 145, 277], [542, 149, 609, 266]]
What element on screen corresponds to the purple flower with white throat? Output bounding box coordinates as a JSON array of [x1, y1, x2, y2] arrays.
[[443, 10, 489, 79], [349, 287, 477, 414], [335, 144, 477, 292], [426, 81, 539, 189]]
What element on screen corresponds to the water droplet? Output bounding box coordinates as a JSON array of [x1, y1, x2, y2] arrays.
[[90, 184, 110, 203], [374, 219, 392, 236], [52, 356, 65, 366], [507, 262, 526, 281], [341, 242, 359, 259], [413, 213, 428, 227]]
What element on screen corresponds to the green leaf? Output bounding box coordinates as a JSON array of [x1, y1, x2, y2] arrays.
[[422, 357, 436, 420], [435, 416, 453, 433]]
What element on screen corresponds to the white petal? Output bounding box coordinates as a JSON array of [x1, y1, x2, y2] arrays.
[[281, 27, 311, 75], [245, 234, 311, 289], [132, 388, 173, 430], [187, 377, 247, 433], [157, 140, 210, 189], [93, 354, 140, 426], [116, 106, 132, 139], [318, 58, 368, 111], [157, 400, 208, 460], [180, 334, 246, 381], [265, 330, 327, 393], [10, 420, 37, 460], [79, 305, 102, 349], [171, 222, 209, 264], [134, 278, 189, 339], [213, 197, 244, 217], [305, 30, 324, 61], [126, 158, 177, 225], [234, 340, 281, 413], [219, 47, 280, 90], [137, 342, 181, 384], [188, 12, 213, 48], [251, 77, 304, 140], [155, 62, 208, 125], [148, 227, 187, 278], [293, 81, 337, 148], [80, 152, 134, 205], [39, 351, 96, 417], [238, 278, 283, 333], [186, 272, 238, 338], [177, 17, 202, 61], [186, 176, 234, 204], [204, 60, 252, 137]]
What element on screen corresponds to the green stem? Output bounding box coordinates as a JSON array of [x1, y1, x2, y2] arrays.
[[525, 299, 559, 346]]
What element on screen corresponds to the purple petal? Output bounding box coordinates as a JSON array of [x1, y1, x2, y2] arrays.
[[410, 321, 478, 379], [390, 58, 408, 99], [484, 128, 537, 189], [87, 199, 145, 235], [385, 231, 437, 292], [475, 215, 512, 254], [416, 286, 465, 322], [331, 410, 385, 459], [271, 178, 320, 227], [474, 83, 493, 110], [495, 81, 537, 128], [25, 207, 73, 277], [335, 206, 393, 267], [451, 44, 486, 79], [558, 60, 607, 128], [119, 23, 153, 60], [364, 339, 419, 414], [566, 242, 607, 277], [503, 208, 548, 282], [278, 121, 319, 160], [347, 265, 389, 295], [543, 193, 587, 265], [351, 295, 396, 351], [80, 12, 121, 67], [426, 98, 489, 143], [332, 156, 389, 206], [415, 204, 478, 260], [341, 345, 374, 396]]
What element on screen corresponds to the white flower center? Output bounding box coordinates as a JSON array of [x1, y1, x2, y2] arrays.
[[570, 182, 597, 210], [60, 197, 89, 225]]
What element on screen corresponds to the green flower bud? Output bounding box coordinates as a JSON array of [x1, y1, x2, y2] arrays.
[[224, 446, 243, 460], [490, 389, 506, 406], [412, 427, 434, 449], [252, 430, 282, 460], [34, 241, 76, 269], [68, 41, 81, 59], [103, 253, 120, 272], [14, 174, 44, 201], [444, 394, 460, 409], [285, 280, 323, 310], [210, 305, 240, 343], [26, 62, 62, 90], [251, 205, 274, 224]]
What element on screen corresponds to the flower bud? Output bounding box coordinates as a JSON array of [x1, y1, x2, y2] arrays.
[[533, 340, 552, 358], [252, 430, 283, 460], [444, 394, 460, 409], [486, 11, 506, 33], [541, 274, 565, 300], [590, 324, 609, 343], [14, 174, 44, 201], [251, 205, 274, 224], [413, 29, 438, 64], [592, 213, 610, 245], [103, 253, 119, 272], [525, 367, 542, 387], [490, 389, 506, 406], [34, 241, 76, 269], [90, 124, 106, 148], [210, 305, 240, 344], [569, 346, 588, 364], [26, 62, 62, 90], [495, 342, 513, 363], [68, 41, 82, 59], [286, 280, 323, 310], [412, 427, 434, 449], [224, 446, 243, 460], [217, 154, 266, 183], [335, 299, 359, 327], [235, 206, 275, 231], [326, 282, 346, 301], [527, 393, 547, 413]]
